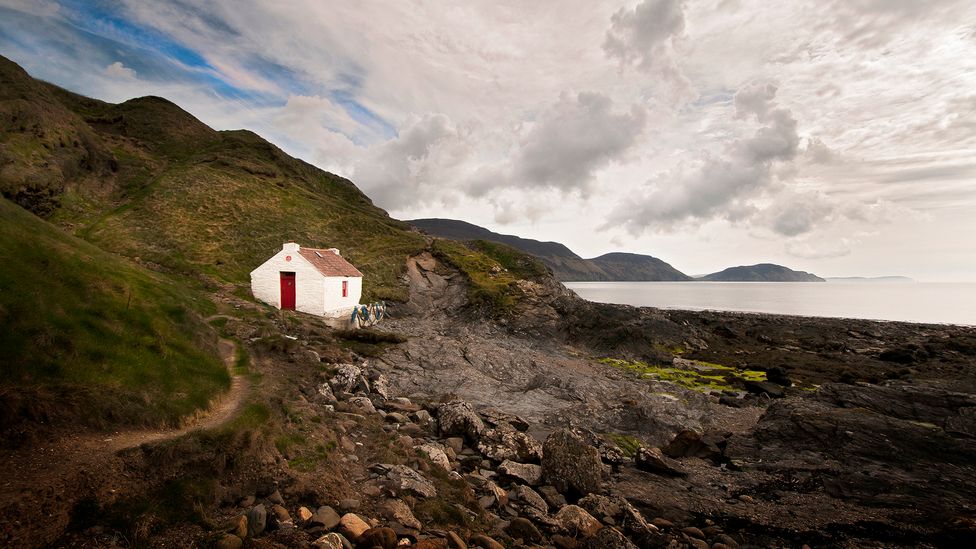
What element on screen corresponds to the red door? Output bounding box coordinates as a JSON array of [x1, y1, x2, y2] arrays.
[[280, 272, 296, 310]]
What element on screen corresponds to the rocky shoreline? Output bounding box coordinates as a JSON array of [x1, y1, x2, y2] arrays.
[[13, 255, 976, 548]]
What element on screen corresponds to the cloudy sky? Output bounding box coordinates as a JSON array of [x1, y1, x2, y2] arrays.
[[2, 0, 975, 281]]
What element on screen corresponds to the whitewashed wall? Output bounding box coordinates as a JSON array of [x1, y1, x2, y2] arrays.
[[250, 242, 353, 317], [323, 276, 362, 317]]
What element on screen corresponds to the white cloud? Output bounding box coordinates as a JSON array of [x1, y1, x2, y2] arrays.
[[511, 92, 648, 194], [786, 238, 853, 259], [104, 61, 136, 79], [5, 0, 976, 279]]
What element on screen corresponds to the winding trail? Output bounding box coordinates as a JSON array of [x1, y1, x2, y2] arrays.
[[0, 339, 249, 547]]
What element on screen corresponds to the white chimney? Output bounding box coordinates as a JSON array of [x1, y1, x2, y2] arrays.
[[283, 241, 300, 252], [328, 248, 340, 256]]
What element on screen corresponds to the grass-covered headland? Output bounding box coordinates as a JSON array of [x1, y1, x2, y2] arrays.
[[0, 198, 228, 436]]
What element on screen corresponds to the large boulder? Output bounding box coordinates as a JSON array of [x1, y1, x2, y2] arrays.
[[416, 442, 452, 470], [247, 504, 267, 537], [498, 460, 543, 486], [358, 527, 398, 549], [438, 398, 485, 440], [514, 485, 549, 514], [338, 513, 370, 541], [380, 464, 438, 498], [310, 506, 341, 529], [382, 499, 422, 530], [578, 527, 636, 548], [330, 363, 369, 394], [477, 424, 543, 463], [555, 505, 603, 537], [542, 429, 603, 498], [661, 429, 726, 462], [634, 447, 687, 477]]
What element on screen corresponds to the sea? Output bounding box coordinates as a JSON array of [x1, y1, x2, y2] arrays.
[[563, 281, 976, 326]]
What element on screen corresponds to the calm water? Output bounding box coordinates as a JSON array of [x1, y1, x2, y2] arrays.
[[563, 281, 976, 326]]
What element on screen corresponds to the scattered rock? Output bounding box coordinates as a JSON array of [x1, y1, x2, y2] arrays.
[[498, 460, 543, 486], [577, 494, 620, 523], [417, 442, 452, 470], [552, 534, 579, 549], [338, 513, 370, 541], [358, 527, 398, 549], [485, 480, 509, 507], [555, 505, 603, 537], [382, 499, 421, 530], [331, 363, 366, 394], [538, 485, 567, 509], [681, 526, 705, 539], [469, 534, 504, 549], [371, 374, 393, 399], [446, 531, 467, 549], [267, 489, 285, 505], [227, 515, 247, 539], [617, 499, 658, 539], [297, 506, 314, 523], [318, 383, 338, 403], [743, 380, 785, 398], [445, 437, 465, 454], [414, 539, 448, 549], [385, 464, 438, 498], [542, 429, 603, 497], [714, 534, 741, 548], [477, 424, 543, 463], [661, 430, 725, 461], [578, 527, 636, 548], [514, 484, 548, 514], [651, 518, 673, 529], [765, 365, 792, 386], [479, 407, 530, 431], [247, 504, 267, 537], [311, 506, 342, 530], [634, 447, 687, 477], [438, 398, 486, 440], [347, 395, 377, 414], [338, 498, 361, 513], [216, 534, 243, 549], [312, 532, 348, 549], [507, 517, 543, 542]]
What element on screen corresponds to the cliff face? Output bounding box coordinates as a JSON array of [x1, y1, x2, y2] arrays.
[[409, 218, 691, 281], [701, 263, 825, 282]]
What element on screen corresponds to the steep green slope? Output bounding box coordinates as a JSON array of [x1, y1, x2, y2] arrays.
[[0, 198, 228, 433], [0, 55, 425, 301]]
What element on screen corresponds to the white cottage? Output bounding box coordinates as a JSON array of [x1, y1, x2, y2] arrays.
[[250, 242, 363, 318]]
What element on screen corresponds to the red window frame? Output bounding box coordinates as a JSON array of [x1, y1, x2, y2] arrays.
[[341, 280, 348, 297]]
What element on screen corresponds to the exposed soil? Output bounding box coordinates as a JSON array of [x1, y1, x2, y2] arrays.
[[0, 339, 247, 547]]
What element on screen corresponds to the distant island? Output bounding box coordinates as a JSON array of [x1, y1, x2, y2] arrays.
[[826, 276, 915, 283], [699, 263, 825, 282], [410, 218, 835, 284], [409, 218, 692, 282]]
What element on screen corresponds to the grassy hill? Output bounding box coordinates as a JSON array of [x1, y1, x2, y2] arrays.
[[702, 263, 824, 282], [0, 55, 425, 301], [0, 197, 228, 435]]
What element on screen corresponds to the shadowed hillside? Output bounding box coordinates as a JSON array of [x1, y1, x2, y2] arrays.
[[410, 218, 691, 281], [0, 55, 425, 301], [0, 197, 228, 437]]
